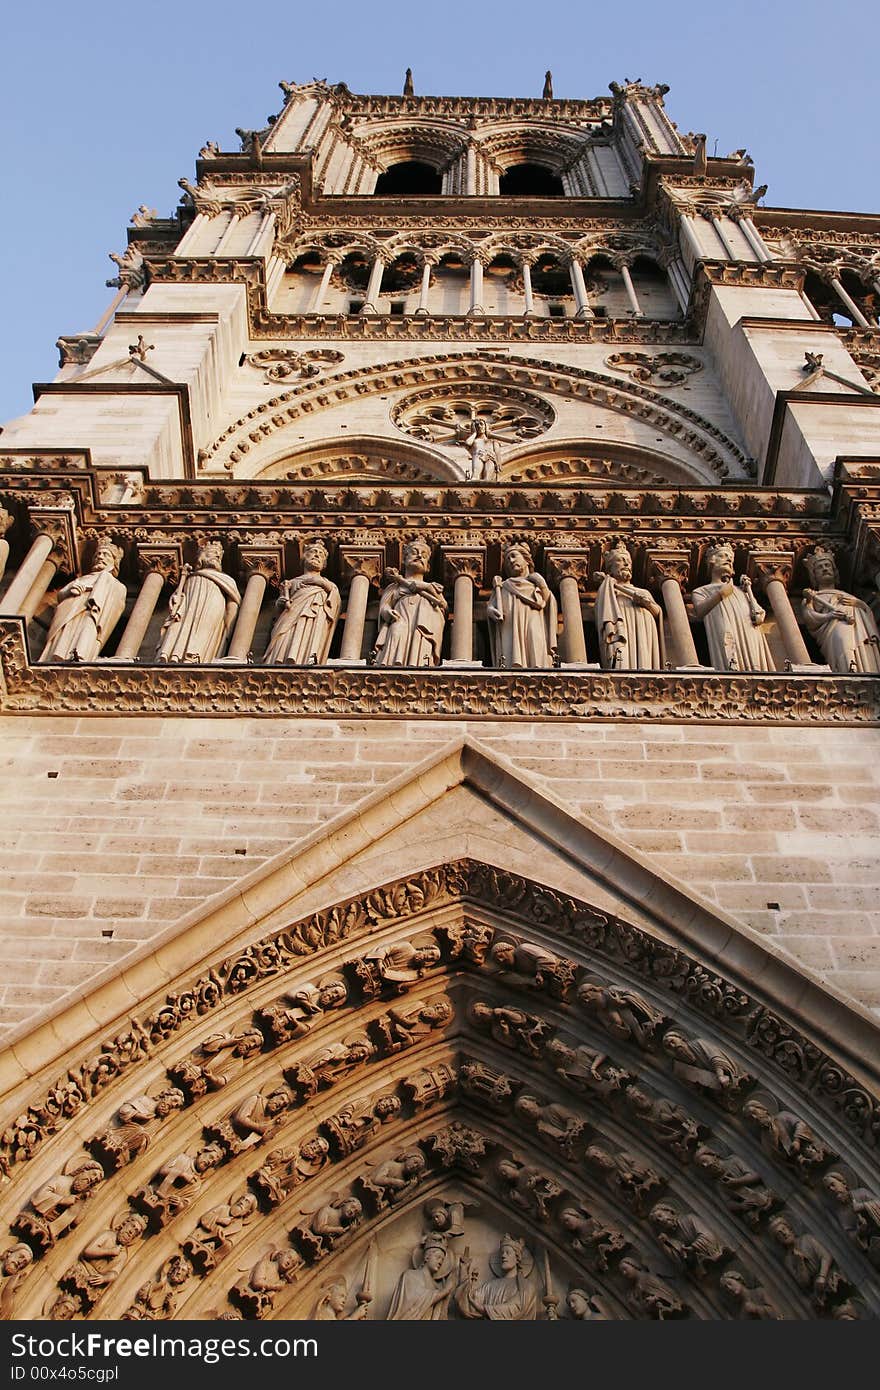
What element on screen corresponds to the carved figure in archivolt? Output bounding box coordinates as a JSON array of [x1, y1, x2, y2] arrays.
[[626, 1086, 703, 1160], [693, 1146, 778, 1225], [469, 1001, 551, 1057], [801, 546, 880, 673], [171, 1026, 263, 1096], [14, 1157, 105, 1249], [455, 1235, 538, 1319], [545, 1038, 632, 1099], [354, 936, 441, 996], [742, 1095, 829, 1176], [720, 1269, 783, 1319], [260, 974, 347, 1046], [576, 978, 667, 1048], [156, 541, 240, 663], [566, 1286, 612, 1319], [234, 1248, 302, 1318], [689, 542, 773, 672], [823, 1169, 880, 1267], [253, 1137, 329, 1207], [135, 1142, 225, 1226], [585, 1143, 663, 1212], [661, 1029, 752, 1105], [488, 543, 557, 669], [768, 1215, 846, 1310], [39, 541, 126, 663], [263, 540, 341, 665], [513, 1094, 586, 1158], [90, 1088, 185, 1169], [459, 1058, 516, 1110], [376, 995, 453, 1052], [649, 1201, 731, 1277], [560, 1203, 629, 1270], [496, 1157, 562, 1222], [388, 1232, 457, 1320], [488, 936, 576, 998], [182, 1193, 258, 1272], [594, 541, 663, 671], [619, 1256, 687, 1319], [314, 1274, 371, 1320], [295, 1194, 363, 1259], [213, 1087, 294, 1155], [372, 539, 447, 667], [362, 1149, 429, 1208], [123, 1255, 191, 1320], [290, 1033, 375, 1099], [0, 1244, 34, 1319], [63, 1211, 148, 1306], [323, 1094, 401, 1157]]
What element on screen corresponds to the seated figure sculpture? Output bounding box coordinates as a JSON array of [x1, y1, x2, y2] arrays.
[[593, 541, 663, 670], [39, 541, 126, 662], [800, 545, 880, 674], [372, 538, 447, 667], [688, 541, 773, 672], [263, 540, 341, 665], [487, 543, 557, 669], [156, 541, 240, 663]]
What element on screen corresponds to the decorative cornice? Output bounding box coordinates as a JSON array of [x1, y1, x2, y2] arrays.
[[0, 621, 877, 721]]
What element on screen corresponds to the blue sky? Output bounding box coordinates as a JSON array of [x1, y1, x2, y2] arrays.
[[1, 0, 877, 424]]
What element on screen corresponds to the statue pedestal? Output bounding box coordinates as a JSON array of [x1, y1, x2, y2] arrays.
[[442, 660, 484, 669], [785, 662, 832, 674], [326, 658, 367, 667], [560, 661, 601, 671]]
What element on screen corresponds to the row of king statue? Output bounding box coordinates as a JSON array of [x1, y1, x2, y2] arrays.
[[33, 537, 880, 676]]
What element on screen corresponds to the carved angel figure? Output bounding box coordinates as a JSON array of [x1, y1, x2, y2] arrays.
[[361, 1149, 428, 1208], [487, 543, 558, 670], [171, 1026, 263, 1096], [156, 542, 241, 663], [252, 1137, 329, 1207], [182, 1193, 258, 1272], [371, 539, 447, 667], [322, 1094, 401, 1157], [291, 1033, 375, 1098], [234, 1248, 302, 1319], [376, 996, 453, 1052], [135, 1143, 224, 1226], [295, 1195, 363, 1259], [39, 542, 126, 663], [263, 541, 341, 665]]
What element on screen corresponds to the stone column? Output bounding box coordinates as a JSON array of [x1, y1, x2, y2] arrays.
[[618, 261, 643, 316], [736, 213, 772, 263], [312, 256, 338, 311], [0, 502, 76, 618], [709, 213, 738, 260], [568, 257, 593, 319], [416, 258, 434, 315], [336, 548, 384, 663], [175, 212, 208, 256], [0, 532, 55, 615], [749, 551, 816, 669], [828, 274, 871, 329], [245, 210, 275, 256], [0, 508, 13, 584], [521, 258, 535, 317], [648, 551, 701, 668], [546, 550, 590, 665], [114, 545, 182, 661], [468, 255, 485, 316], [19, 561, 57, 623], [225, 545, 282, 663], [441, 548, 485, 666], [466, 142, 477, 195], [678, 212, 705, 266], [361, 254, 385, 314]]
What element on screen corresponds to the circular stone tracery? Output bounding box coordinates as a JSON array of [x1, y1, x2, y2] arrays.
[[391, 386, 555, 447]]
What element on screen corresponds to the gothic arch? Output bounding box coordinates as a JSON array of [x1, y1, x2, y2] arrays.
[[1, 742, 878, 1321], [253, 435, 460, 484], [203, 352, 750, 483]]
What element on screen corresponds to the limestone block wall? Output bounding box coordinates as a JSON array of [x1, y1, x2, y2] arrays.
[[1, 714, 878, 1040]]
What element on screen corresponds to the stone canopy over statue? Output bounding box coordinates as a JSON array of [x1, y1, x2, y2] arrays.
[[593, 541, 663, 671], [800, 546, 880, 674], [264, 540, 341, 665], [488, 543, 558, 669], [689, 541, 773, 673], [372, 539, 447, 667], [156, 542, 241, 664], [38, 541, 126, 663]]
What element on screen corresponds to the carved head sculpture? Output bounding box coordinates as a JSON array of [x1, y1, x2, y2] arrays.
[[302, 540, 329, 574], [503, 543, 533, 578], [649, 1202, 678, 1231], [166, 1256, 191, 1287], [705, 541, 735, 583], [497, 1234, 528, 1274], [693, 1146, 724, 1178], [196, 541, 225, 571], [320, 1280, 348, 1315], [318, 979, 348, 1009], [229, 1193, 259, 1220], [803, 545, 839, 589], [115, 1212, 148, 1246], [822, 1171, 851, 1204], [567, 1288, 592, 1318], [265, 1088, 295, 1117], [422, 1241, 448, 1275], [2, 1243, 33, 1276], [194, 1143, 225, 1174], [402, 538, 432, 574], [300, 1137, 330, 1167], [767, 1215, 796, 1249], [374, 1095, 403, 1121], [275, 1250, 302, 1282], [338, 1197, 363, 1224], [92, 540, 125, 575], [604, 542, 633, 583]]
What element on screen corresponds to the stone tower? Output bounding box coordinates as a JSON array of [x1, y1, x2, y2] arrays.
[[0, 76, 878, 1322]]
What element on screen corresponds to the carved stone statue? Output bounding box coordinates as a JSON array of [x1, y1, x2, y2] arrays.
[[388, 1233, 455, 1320], [372, 539, 447, 667], [801, 546, 880, 673], [720, 1269, 783, 1319], [487, 543, 558, 669], [742, 1097, 829, 1175], [545, 1038, 632, 1099], [576, 979, 666, 1048], [252, 1137, 329, 1207], [0, 1244, 34, 1319], [123, 1255, 191, 1320], [649, 1201, 731, 1276], [135, 1142, 225, 1226], [39, 541, 126, 662], [513, 1094, 586, 1158], [171, 1026, 263, 1097], [291, 1033, 375, 1099], [489, 937, 576, 998], [559, 1204, 629, 1270], [458, 1058, 516, 1109], [354, 937, 441, 996], [376, 996, 453, 1052], [823, 1169, 880, 1267], [362, 1149, 428, 1208], [226, 1087, 294, 1148], [263, 541, 341, 665], [693, 1146, 777, 1225], [322, 1094, 401, 1157], [64, 1211, 148, 1306], [259, 975, 347, 1046], [496, 1157, 562, 1222], [156, 541, 241, 662], [566, 1286, 612, 1320], [313, 1276, 370, 1320], [626, 1086, 702, 1160], [90, 1088, 186, 1169], [618, 1256, 687, 1319], [689, 541, 773, 672], [768, 1215, 845, 1309], [469, 1001, 551, 1057], [455, 1235, 538, 1319], [584, 1143, 663, 1211], [462, 417, 501, 481], [234, 1248, 302, 1318], [593, 541, 662, 670], [182, 1193, 258, 1272], [14, 1158, 105, 1250], [296, 1195, 363, 1259], [660, 1029, 752, 1103]]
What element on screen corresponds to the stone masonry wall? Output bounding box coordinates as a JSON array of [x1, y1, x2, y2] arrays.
[[1, 715, 879, 1039]]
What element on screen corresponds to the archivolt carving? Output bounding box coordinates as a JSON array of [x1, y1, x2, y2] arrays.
[[198, 351, 750, 482], [1, 858, 879, 1319], [391, 386, 554, 447]]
